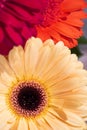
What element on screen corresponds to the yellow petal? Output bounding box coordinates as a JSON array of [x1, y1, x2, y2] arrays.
[[0, 95, 6, 112], [34, 41, 52, 77], [43, 52, 86, 86], [2, 116, 16, 130], [28, 119, 38, 130], [70, 127, 85, 130], [48, 77, 84, 96], [0, 55, 17, 86], [25, 37, 42, 78], [36, 116, 53, 130], [62, 110, 85, 127], [48, 108, 85, 128], [44, 111, 69, 130], [0, 82, 8, 94], [43, 39, 54, 46], [9, 119, 19, 130], [48, 107, 67, 121], [34, 41, 67, 80], [18, 118, 28, 130], [50, 98, 64, 109], [0, 110, 15, 129], [63, 95, 87, 108], [8, 46, 25, 80]]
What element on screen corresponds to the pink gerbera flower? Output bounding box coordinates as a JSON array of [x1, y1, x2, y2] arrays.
[[0, 0, 47, 55]]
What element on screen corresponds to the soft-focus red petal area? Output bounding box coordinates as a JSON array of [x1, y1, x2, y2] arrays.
[[48, 28, 61, 41], [61, 18, 84, 27], [0, 10, 23, 28], [60, 11, 87, 27], [52, 32, 78, 48], [37, 21, 83, 41], [0, 28, 4, 42], [60, 35, 78, 48], [66, 11, 87, 19], [5, 26, 23, 45], [48, 29, 78, 48], [61, 0, 87, 12], [36, 26, 51, 41], [52, 22, 83, 38], [36, 25, 78, 48], [36, 22, 80, 48]]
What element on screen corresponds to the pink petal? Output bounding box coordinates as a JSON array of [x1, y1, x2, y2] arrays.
[[21, 25, 36, 39], [0, 37, 13, 55], [5, 3, 43, 25], [12, 0, 46, 10], [5, 26, 23, 45], [0, 27, 4, 42], [0, 10, 23, 28]]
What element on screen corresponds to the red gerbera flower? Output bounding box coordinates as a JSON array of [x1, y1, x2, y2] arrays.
[[36, 0, 87, 48], [0, 0, 47, 55]]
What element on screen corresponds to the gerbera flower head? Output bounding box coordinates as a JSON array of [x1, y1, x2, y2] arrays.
[[0, 0, 47, 55], [36, 0, 87, 48], [0, 37, 87, 130]]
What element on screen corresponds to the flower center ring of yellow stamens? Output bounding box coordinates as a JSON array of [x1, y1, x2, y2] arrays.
[[6, 81, 48, 118]]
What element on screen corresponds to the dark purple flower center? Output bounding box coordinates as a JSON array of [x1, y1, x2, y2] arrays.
[[18, 87, 43, 111], [9, 82, 48, 117]]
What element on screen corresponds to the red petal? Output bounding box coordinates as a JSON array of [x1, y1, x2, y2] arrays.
[[53, 22, 82, 38], [61, 0, 86, 12], [68, 11, 87, 19], [60, 35, 78, 48], [60, 11, 87, 27]]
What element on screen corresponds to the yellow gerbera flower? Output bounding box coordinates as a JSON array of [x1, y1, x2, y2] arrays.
[[0, 37, 87, 130]]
